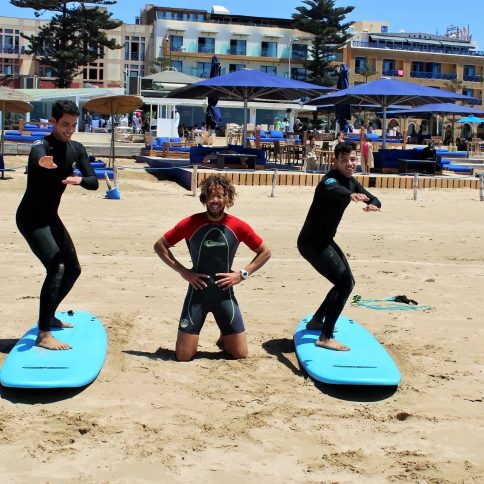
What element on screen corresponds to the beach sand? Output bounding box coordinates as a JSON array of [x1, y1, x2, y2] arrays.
[[0, 157, 483, 482]]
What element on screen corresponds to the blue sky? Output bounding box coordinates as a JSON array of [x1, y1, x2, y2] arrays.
[[3, 0, 483, 50]]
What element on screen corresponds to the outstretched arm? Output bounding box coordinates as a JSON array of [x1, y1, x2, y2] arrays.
[[154, 236, 209, 290], [215, 242, 271, 289]]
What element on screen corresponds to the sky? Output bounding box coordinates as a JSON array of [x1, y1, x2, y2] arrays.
[[2, 0, 483, 50]]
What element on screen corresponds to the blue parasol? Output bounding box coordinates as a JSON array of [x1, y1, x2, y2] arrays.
[[167, 68, 332, 146], [306, 78, 477, 148]]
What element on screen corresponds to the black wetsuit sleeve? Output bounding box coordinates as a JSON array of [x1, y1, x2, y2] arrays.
[[73, 143, 98, 190], [323, 179, 353, 201], [353, 179, 381, 208], [27, 139, 50, 173]]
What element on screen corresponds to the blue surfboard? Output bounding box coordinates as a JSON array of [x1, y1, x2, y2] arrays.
[[294, 314, 400, 386], [0, 310, 107, 389]]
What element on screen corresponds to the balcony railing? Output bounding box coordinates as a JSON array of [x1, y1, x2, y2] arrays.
[[352, 40, 484, 57], [228, 48, 247, 56], [198, 46, 215, 54], [382, 69, 403, 77], [463, 74, 481, 82], [410, 71, 457, 80], [0, 46, 21, 54]]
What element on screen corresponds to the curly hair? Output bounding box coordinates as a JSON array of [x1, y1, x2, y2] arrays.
[[199, 174, 236, 208]]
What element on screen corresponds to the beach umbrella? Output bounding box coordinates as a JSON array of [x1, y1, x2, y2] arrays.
[[166, 68, 333, 146], [83, 94, 143, 169], [387, 103, 484, 142], [335, 63, 351, 131], [0, 86, 33, 158], [206, 56, 222, 135], [456, 115, 484, 139], [306, 77, 476, 148]]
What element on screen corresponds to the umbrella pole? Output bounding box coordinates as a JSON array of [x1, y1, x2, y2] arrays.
[[1, 101, 5, 156], [382, 104, 387, 149], [242, 98, 248, 148]]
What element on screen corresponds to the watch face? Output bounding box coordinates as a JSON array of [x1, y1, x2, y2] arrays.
[[240, 270, 249, 279]]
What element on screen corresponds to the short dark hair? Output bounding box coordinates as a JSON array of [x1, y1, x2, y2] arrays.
[[51, 100, 80, 121], [334, 141, 357, 158], [199, 174, 236, 208]]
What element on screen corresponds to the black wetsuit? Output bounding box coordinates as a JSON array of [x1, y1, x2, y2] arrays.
[[297, 169, 381, 338], [16, 135, 98, 331], [164, 213, 263, 336]]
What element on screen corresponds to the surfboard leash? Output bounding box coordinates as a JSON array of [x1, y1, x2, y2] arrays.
[[351, 295, 432, 311]]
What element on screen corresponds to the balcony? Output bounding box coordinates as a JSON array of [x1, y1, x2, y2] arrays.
[[198, 47, 215, 54], [228, 48, 246, 56], [352, 40, 484, 57], [382, 69, 404, 77], [464, 74, 481, 82], [410, 71, 457, 80], [0, 46, 21, 55]]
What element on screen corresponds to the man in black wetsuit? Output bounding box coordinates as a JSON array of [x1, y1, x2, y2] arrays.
[[16, 100, 99, 350], [154, 174, 271, 361], [297, 141, 381, 351]]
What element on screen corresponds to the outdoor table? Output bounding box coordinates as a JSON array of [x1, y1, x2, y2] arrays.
[[398, 159, 436, 175], [216, 153, 257, 170]]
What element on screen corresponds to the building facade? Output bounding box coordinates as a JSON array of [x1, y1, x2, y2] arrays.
[[344, 21, 484, 106]]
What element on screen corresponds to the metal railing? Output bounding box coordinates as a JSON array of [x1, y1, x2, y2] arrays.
[[352, 40, 484, 57]]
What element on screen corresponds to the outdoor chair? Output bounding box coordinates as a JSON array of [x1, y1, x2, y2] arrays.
[[0, 155, 15, 179]]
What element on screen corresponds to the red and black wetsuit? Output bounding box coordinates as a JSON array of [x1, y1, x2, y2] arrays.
[[297, 169, 381, 338], [164, 212, 263, 335], [16, 135, 98, 331]]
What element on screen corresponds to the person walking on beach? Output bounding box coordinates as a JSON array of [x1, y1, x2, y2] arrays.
[[154, 174, 271, 361], [297, 141, 381, 351], [16, 100, 99, 350]]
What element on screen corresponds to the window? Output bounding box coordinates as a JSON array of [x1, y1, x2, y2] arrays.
[[171, 60, 183, 72], [197, 61, 211, 78], [198, 37, 215, 54], [291, 67, 307, 81], [292, 44, 307, 60], [355, 57, 367, 73], [170, 35, 183, 52], [261, 41, 277, 57], [261, 65, 277, 75], [229, 64, 246, 73], [230, 39, 246, 56]]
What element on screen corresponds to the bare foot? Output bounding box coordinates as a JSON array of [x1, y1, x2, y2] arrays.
[[36, 331, 72, 350], [315, 337, 349, 351], [51, 316, 74, 328]]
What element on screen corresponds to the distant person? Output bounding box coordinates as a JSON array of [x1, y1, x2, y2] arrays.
[[297, 141, 381, 351], [119, 114, 129, 127], [421, 140, 442, 172], [303, 135, 319, 171], [154, 175, 271, 361], [367, 123, 374, 134], [84, 111, 92, 133], [283, 117, 290, 133], [361, 135, 374, 174], [332, 131, 345, 150], [16, 100, 99, 350], [456, 137, 468, 151], [273, 117, 284, 131]]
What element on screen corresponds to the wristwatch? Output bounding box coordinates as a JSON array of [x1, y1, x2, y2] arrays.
[[239, 269, 249, 280]]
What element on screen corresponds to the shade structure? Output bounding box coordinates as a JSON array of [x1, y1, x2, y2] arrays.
[[0, 86, 33, 157], [386, 104, 484, 143], [306, 77, 476, 147], [167, 68, 333, 146], [83, 94, 143, 169], [456, 115, 484, 123]]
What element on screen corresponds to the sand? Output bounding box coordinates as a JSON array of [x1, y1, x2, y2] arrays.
[[0, 156, 483, 482]]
